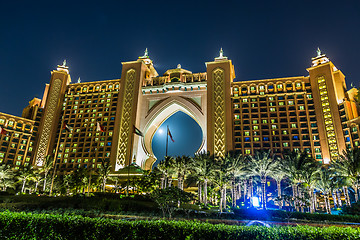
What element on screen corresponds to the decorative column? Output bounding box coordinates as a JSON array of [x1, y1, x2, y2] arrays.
[[112, 53, 151, 171], [33, 61, 71, 166], [307, 49, 346, 163], [206, 49, 235, 158]]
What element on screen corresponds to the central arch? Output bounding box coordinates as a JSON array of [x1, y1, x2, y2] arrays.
[[136, 96, 207, 169]]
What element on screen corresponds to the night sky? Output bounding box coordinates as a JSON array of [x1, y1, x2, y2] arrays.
[[1, 1, 360, 157]]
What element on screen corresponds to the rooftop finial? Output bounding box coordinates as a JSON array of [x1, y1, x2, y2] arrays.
[[144, 48, 148, 57], [215, 47, 228, 61], [317, 47, 322, 57], [77, 77, 81, 83], [62, 59, 67, 67], [177, 64, 181, 69]]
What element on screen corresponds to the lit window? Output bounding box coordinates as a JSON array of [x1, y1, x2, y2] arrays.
[[234, 115, 240, 119], [298, 106, 304, 110], [262, 119, 267, 124], [291, 124, 297, 128], [283, 130, 288, 135], [283, 142, 288, 147], [270, 108, 276, 112], [244, 131, 250, 136], [242, 99, 248, 102], [252, 120, 258, 124], [288, 101, 294, 105], [272, 125, 277, 129], [254, 137, 260, 141], [245, 149, 251, 154], [296, 82, 302, 88], [253, 126, 259, 130], [259, 85, 264, 90]]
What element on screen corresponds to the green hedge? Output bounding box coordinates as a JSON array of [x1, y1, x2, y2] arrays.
[[233, 208, 360, 223], [1, 211, 360, 239]]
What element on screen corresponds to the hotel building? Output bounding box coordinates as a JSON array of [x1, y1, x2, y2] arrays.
[[0, 49, 359, 172]]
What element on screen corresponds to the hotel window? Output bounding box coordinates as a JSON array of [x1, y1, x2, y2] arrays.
[[253, 126, 259, 130], [244, 131, 250, 136], [234, 115, 240, 119], [283, 142, 289, 147], [242, 99, 248, 103], [277, 84, 283, 89], [270, 108, 275, 112], [0, 119, 5, 124], [234, 104, 239, 108], [262, 119, 267, 124], [283, 130, 288, 135], [288, 101, 294, 105], [269, 97, 274, 101], [245, 149, 251, 154], [307, 94, 312, 99], [279, 102, 284, 106], [272, 125, 277, 129], [259, 85, 264, 90], [8, 121, 14, 126], [252, 120, 258, 124], [291, 124, 297, 128], [250, 86, 256, 91], [296, 82, 302, 88], [254, 137, 260, 141], [298, 105, 304, 110]]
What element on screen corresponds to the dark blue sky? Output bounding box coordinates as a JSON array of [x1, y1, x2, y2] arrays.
[[1, 1, 360, 116], [151, 112, 203, 165]]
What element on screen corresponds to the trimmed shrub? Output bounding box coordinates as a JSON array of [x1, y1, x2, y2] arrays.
[[0, 211, 359, 240]]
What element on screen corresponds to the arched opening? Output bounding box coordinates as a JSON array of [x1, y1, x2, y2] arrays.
[[136, 96, 207, 170], [151, 111, 203, 167]]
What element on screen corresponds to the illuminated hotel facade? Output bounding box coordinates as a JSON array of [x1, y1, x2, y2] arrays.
[[0, 49, 359, 172]]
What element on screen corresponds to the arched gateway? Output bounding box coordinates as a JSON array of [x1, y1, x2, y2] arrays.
[[113, 51, 235, 171]]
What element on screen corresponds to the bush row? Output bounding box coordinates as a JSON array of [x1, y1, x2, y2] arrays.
[[0, 211, 360, 240], [233, 208, 360, 223]]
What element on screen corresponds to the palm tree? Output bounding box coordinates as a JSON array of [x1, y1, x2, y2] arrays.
[[314, 167, 333, 214], [333, 149, 360, 203], [32, 169, 43, 193], [212, 155, 232, 212], [189, 152, 216, 206], [281, 151, 315, 211], [246, 150, 279, 209], [41, 155, 54, 192], [271, 170, 286, 209], [301, 160, 320, 213], [173, 156, 191, 190], [226, 153, 246, 207], [97, 160, 111, 192], [157, 156, 175, 188], [17, 166, 35, 193], [0, 165, 15, 191]]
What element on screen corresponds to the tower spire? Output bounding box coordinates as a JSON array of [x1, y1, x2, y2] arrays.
[[215, 47, 228, 61], [317, 47, 322, 57]]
